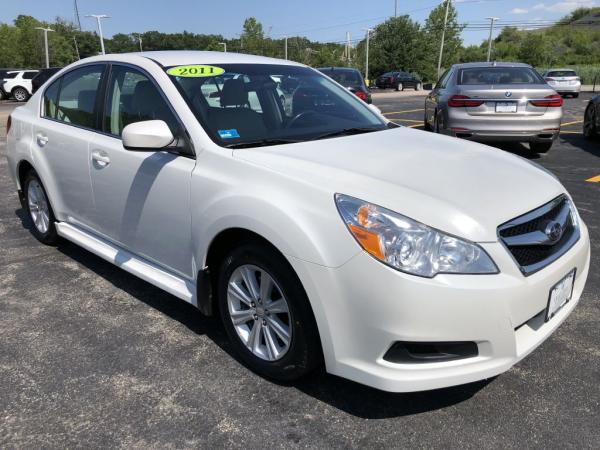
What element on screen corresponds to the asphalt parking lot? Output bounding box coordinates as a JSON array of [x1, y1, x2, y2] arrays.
[[1, 93, 599, 449]]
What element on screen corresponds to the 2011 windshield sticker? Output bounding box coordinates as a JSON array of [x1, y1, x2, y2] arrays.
[[166, 65, 225, 77]]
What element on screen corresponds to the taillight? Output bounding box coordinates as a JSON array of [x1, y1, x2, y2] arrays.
[[447, 95, 484, 108], [530, 94, 563, 107], [355, 90, 367, 101], [6, 115, 11, 135]]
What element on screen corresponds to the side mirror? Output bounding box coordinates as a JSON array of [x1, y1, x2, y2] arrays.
[[122, 120, 174, 151]]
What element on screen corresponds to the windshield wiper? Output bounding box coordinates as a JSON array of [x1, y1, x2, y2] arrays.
[[224, 138, 301, 149], [309, 126, 384, 141]]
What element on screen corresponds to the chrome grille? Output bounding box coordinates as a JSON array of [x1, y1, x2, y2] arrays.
[[498, 195, 579, 276]]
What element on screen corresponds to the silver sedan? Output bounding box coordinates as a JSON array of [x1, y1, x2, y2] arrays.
[[425, 62, 563, 153]]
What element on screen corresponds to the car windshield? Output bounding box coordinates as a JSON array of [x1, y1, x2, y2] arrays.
[[319, 69, 362, 87], [458, 67, 545, 85], [166, 63, 386, 148], [547, 70, 577, 77]]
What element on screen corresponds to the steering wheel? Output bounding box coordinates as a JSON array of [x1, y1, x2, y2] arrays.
[[286, 110, 319, 129]]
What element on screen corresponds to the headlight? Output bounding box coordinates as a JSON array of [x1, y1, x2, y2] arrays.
[[335, 194, 498, 277]]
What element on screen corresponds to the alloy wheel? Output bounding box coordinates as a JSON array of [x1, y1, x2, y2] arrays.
[[13, 88, 27, 102], [27, 179, 50, 234], [226, 264, 292, 361]]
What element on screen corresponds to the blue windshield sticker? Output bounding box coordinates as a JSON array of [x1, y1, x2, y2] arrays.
[[218, 129, 240, 139]]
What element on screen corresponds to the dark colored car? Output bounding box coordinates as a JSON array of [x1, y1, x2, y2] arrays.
[[0, 68, 18, 100], [31, 67, 62, 94], [317, 67, 372, 103], [584, 95, 600, 139], [376, 71, 422, 91]]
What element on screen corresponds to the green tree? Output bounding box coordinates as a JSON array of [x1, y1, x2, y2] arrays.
[[241, 17, 264, 55], [423, 0, 464, 80]]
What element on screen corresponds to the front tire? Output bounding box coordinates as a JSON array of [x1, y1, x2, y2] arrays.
[[414, 82, 422, 91], [530, 141, 553, 153], [217, 243, 321, 381], [23, 171, 59, 245], [12, 87, 29, 102], [395, 82, 403, 91]]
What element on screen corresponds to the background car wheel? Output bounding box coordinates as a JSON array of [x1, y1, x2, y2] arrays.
[[12, 87, 29, 102], [573, 93, 579, 98], [0, 90, 5, 101], [395, 82, 403, 91], [23, 171, 59, 245], [217, 242, 322, 381], [583, 105, 597, 139], [414, 82, 422, 91], [423, 110, 432, 131], [530, 142, 553, 153], [434, 111, 442, 133]]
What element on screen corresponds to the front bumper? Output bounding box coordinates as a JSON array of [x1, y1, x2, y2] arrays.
[[289, 221, 590, 392]]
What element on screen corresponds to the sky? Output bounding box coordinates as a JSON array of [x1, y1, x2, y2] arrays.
[[0, 0, 596, 47]]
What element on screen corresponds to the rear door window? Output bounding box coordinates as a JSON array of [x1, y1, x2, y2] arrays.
[[3, 72, 18, 79], [56, 65, 104, 129]]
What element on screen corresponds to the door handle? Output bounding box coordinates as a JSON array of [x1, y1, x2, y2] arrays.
[[91, 150, 110, 167], [36, 133, 48, 147]]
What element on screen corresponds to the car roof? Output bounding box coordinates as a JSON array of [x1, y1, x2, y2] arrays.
[[451, 62, 532, 69], [91, 50, 306, 68]]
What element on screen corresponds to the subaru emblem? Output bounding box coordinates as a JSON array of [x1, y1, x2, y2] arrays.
[[545, 221, 563, 243], [505, 91, 512, 98]]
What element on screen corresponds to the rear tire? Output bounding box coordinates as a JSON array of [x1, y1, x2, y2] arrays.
[[217, 242, 321, 381], [12, 87, 29, 102], [530, 141, 553, 154], [583, 105, 597, 139], [424, 110, 432, 131], [414, 82, 422, 91], [23, 171, 59, 245]]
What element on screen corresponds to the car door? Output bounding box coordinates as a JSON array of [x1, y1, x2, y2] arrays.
[[88, 64, 195, 278], [34, 64, 105, 227], [425, 69, 451, 125]]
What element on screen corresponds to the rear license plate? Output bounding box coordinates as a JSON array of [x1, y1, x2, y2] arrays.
[[496, 102, 517, 113], [546, 269, 576, 322]]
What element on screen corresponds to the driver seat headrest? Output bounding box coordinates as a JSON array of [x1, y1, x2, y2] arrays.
[[221, 78, 248, 107]]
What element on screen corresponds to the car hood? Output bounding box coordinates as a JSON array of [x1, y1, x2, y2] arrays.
[[234, 127, 565, 242]]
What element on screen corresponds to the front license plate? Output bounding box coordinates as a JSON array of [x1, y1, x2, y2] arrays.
[[546, 269, 576, 322], [496, 102, 517, 113]]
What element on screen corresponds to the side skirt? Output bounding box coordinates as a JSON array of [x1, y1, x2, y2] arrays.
[[55, 222, 197, 306]]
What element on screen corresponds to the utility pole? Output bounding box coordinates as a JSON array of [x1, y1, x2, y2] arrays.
[[284, 36, 288, 59], [35, 27, 54, 68], [219, 42, 227, 52], [73, 35, 80, 60], [344, 31, 350, 64], [486, 17, 499, 62], [86, 14, 110, 55], [395, 0, 398, 17], [73, 0, 82, 30], [437, 0, 451, 79], [362, 28, 373, 86]]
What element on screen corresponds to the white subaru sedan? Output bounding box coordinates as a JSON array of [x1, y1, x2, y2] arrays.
[[6, 51, 590, 392]]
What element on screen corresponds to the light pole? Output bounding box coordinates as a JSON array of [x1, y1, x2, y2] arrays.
[[35, 27, 54, 68], [86, 14, 110, 55], [134, 33, 143, 52], [486, 17, 499, 62], [284, 36, 288, 60], [362, 28, 373, 86], [395, 0, 398, 17], [219, 42, 227, 52], [437, 0, 451, 80]]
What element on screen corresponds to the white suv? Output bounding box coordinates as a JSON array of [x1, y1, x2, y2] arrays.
[[2, 70, 39, 101], [6, 52, 590, 392]]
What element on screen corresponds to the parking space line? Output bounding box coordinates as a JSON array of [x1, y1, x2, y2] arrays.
[[394, 118, 423, 123], [586, 175, 600, 183], [407, 124, 424, 128], [383, 109, 424, 116], [560, 120, 583, 127], [559, 130, 582, 134]]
